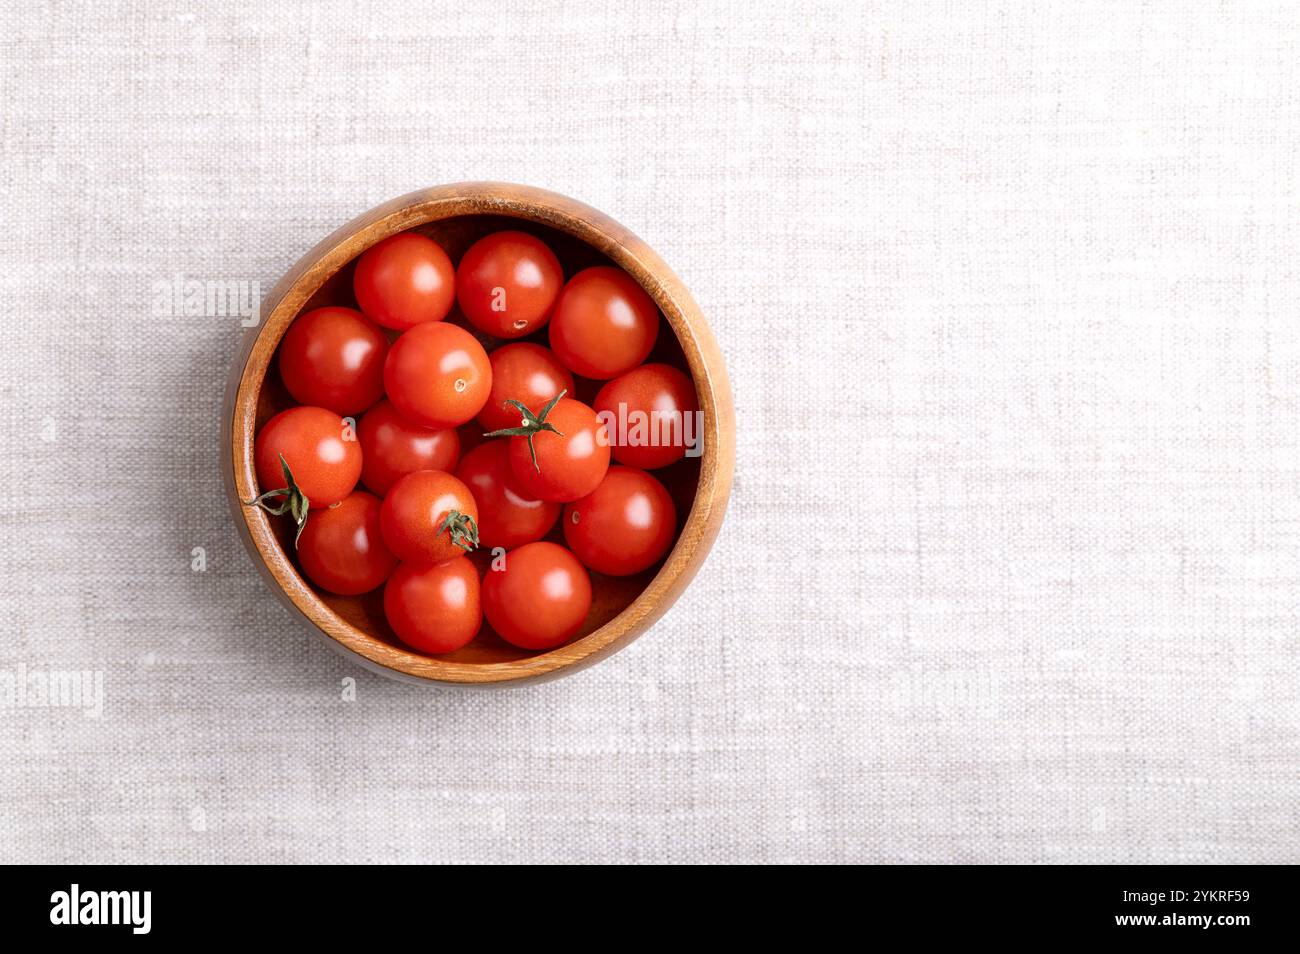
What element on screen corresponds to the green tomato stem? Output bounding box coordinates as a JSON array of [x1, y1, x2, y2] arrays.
[[243, 453, 311, 548], [482, 389, 567, 473], [439, 510, 480, 553]]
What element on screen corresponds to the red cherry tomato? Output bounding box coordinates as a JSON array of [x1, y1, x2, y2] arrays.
[[253, 406, 361, 507], [548, 266, 659, 379], [384, 557, 481, 654], [494, 396, 610, 503], [563, 467, 676, 576], [482, 542, 591, 650], [296, 491, 397, 595], [456, 231, 564, 338], [477, 343, 575, 432], [353, 232, 455, 330], [379, 470, 480, 564], [384, 322, 492, 429], [594, 363, 699, 470], [357, 399, 460, 495], [455, 440, 560, 550], [277, 307, 388, 416]]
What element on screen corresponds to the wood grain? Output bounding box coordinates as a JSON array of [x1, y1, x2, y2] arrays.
[[222, 183, 735, 686]]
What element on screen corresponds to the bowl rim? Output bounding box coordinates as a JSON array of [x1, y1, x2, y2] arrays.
[[224, 182, 735, 686]]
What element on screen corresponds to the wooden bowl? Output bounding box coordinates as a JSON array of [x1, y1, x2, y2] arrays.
[[223, 183, 735, 686]]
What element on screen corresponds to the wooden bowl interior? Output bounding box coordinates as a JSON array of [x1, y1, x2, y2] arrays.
[[254, 214, 701, 665]]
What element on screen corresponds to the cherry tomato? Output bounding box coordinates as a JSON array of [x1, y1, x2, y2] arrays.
[[296, 491, 397, 595], [548, 266, 659, 379], [563, 467, 676, 576], [384, 321, 492, 428], [477, 342, 575, 432], [492, 396, 610, 503], [253, 405, 361, 507], [456, 231, 564, 338], [379, 470, 480, 564], [482, 542, 591, 650], [594, 363, 699, 470], [357, 399, 460, 495], [353, 232, 455, 330], [384, 557, 481, 654], [277, 306, 388, 416], [455, 440, 560, 550]]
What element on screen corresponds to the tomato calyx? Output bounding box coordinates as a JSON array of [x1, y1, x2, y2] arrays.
[[482, 389, 567, 473], [438, 509, 480, 553], [244, 453, 311, 548]]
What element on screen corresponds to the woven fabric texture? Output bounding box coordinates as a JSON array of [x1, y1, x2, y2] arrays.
[[1, 0, 1298, 863]]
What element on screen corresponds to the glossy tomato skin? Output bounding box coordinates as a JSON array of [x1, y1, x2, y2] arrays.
[[477, 343, 575, 432], [277, 306, 388, 416], [357, 399, 460, 495], [296, 491, 397, 595], [254, 406, 361, 507], [548, 266, 659, 379], [455, 440, 560, 550], [384, 322, 492, 429], [506, 397, 610, 503], [379, 470, 479, 564], [353, 232, 455, 330], [384, 557, 481, 654], [482, 542, 592, 650], [594, 363, 700, 470], [456, 231, 564, 338], [563, 467, 676, 576]]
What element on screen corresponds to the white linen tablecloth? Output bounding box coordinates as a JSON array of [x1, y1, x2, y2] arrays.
[[1, 0, 1297, 863]]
